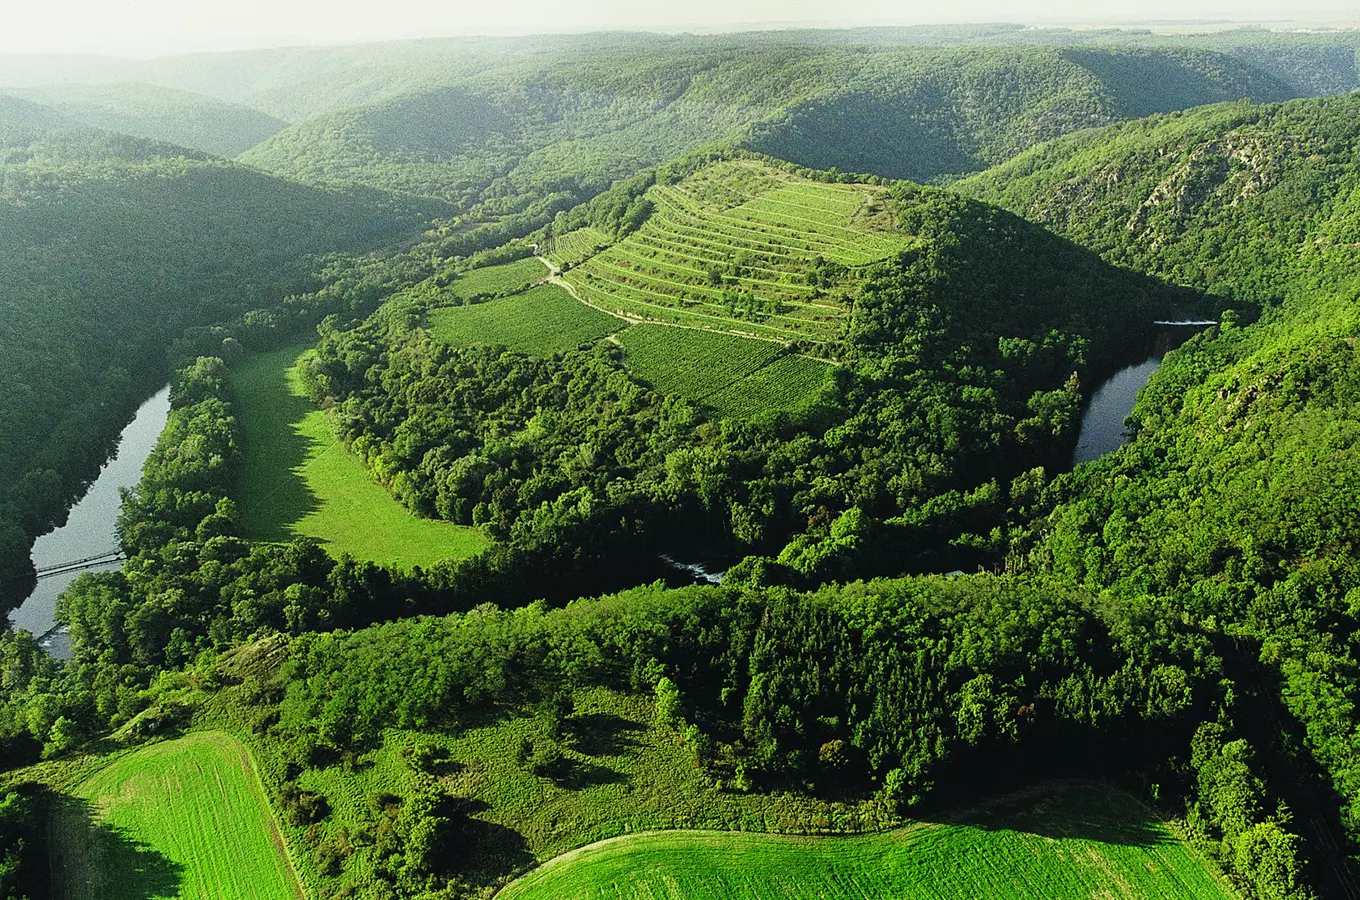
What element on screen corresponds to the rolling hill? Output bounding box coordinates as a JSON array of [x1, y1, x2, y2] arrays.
[[955, 91, 1360, 892], [237, 44, 1296, 226], [13, 82, 288, 157]]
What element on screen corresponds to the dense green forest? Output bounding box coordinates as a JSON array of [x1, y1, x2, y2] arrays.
[[951, 92, 1360, 891], [5, 24, 1360, 900], [0, 113, 445, 583], [235, 43, 1295, 235]]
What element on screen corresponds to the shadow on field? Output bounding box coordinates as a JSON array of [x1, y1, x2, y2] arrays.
[[552, 758, 627, 791], [233, 350, 324, 543], [442, 797, 533, 885], [569, 712, 645, 757], [944, 780, 1171, 847], [50, 794, 184, 900]]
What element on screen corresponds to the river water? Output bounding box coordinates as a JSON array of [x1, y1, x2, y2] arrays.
[[8, 386, 171, 656], [1072, 324, 1213, 466]]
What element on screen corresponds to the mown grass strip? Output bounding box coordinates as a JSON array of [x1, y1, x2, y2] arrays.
[[231, 345, 489, 567], [52, 732, 303, 900], [497, 783, 1237, 900]]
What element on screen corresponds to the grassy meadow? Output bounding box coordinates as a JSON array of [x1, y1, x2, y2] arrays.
[[428, 284, 627, 356], [230, 345, 489, 567], [51, 732, 302, 900], [498, 783, 1235, 900]]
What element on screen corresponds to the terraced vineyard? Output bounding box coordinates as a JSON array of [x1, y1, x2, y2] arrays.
[[563, 160, 912, 343], [429, 284, 626, 356], [544, 227, 612, 268], [619, 325, 828, 417]]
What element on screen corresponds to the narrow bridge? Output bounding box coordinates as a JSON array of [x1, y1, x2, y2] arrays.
[[33, 550, 126, 580]]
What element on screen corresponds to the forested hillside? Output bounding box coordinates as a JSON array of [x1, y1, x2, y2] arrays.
[[11, 83, 288, 157], [239, 44, 1293, 225], [0, 115, 444, 581], [956, 91, 1360, 892]]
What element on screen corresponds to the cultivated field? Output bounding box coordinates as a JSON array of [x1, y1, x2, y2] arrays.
[[429, 284, 626, 355], [444, 257, 548, 301], [230, 346, 489, 567], [52, 731, 302, 900], [543, 226, 612, 268], [497, 783, 1235, 900], [563, 160, 911, 342], [618, 325, 828, 416]]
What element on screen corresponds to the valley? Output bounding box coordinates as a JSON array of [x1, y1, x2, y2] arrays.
[[2, 20, 1359, 900]]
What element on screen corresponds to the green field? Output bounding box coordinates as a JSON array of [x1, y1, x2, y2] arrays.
[[563, 160, 911, 342], [52, 732, 301, 900], [444, 257, 548, 301], [429, 284, 627, 356], [295, 686, 887, 891], [618, 325, 828, 416], [498, 783, 1234, 900], [230, 346, 489, 567]]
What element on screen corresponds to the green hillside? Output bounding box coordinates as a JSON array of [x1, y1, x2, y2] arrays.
[[15, 82, 288, 157], [0, 116, 444, 572], [957, 94, 1360, 302], [238, 43, 1293, 230], [952, 91, 1360, 892], [51, 732, 302, 900], [499, 785, 1232, 900], [749, 46, 1293, 184], [562, 159, 909, 342]]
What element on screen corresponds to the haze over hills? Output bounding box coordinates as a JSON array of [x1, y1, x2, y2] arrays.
[[4, 21, 1360, 900], [10, 82, 288, 157]]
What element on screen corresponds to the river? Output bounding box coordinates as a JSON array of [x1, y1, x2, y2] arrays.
[[8, 386, 171, 657], [1072, 324, 1213, 466]]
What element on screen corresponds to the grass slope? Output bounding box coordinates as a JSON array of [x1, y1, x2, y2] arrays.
[[429, 284, 627, 356], [295, 686, 889, 893], [564, 159, 909, 343], [618, 325, 828, 417], [499, 783, 1234, 900], [230, 345, 489, 567], [52, 731, 301, 900]]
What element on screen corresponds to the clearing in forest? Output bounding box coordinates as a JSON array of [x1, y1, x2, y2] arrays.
[[429, 283, 626, 356], [50, 731, 302, 900], [230, 345, 489, 567], [561, 159, 911, 343], [497, 782, 1235, 900]]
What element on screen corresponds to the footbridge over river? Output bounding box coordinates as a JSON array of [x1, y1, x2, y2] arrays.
[[32, 549, 125, 580]]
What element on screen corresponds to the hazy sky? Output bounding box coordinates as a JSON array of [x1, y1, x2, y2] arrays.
[[3, 0, 1357, 57]]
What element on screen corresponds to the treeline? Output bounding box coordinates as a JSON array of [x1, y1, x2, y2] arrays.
[[267, 575, 1310, 899]]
